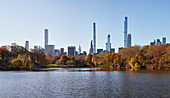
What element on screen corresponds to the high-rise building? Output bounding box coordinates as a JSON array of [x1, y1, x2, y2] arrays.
[[45, 45, 55, 56], [55, 49, 60, 56], [25, 41, 29, 50], [161, 37, 166, 44], [150, 42, 155, 45], [44, 29, 48, 48], [34, 45, 38, 49], [83, 51, 87, 56], [60, 48, 64, 55], [75, 51, 78, 56], [89, 40, 93, 54], [156, 39, 161, 46], [97, 49, 103, 54], [68, 46, 76, 56], [93, 22, 96, 54], [106, 34, 111, 52], [111, 48, 115, 52], [127, 34, 131, 48], [11, 43, 16, 46], [124, 17, 128, 48], [78, 45, 81, 54]]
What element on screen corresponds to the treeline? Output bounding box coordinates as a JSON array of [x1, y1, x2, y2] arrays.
[[0, 45, 48, 69], [0, 44, 169, 70]]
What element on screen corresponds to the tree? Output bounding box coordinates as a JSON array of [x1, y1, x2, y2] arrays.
[[17, 54, 32, 68], [0, 47, 10, 66], [59, 55, 70, 65], [66, 60, 74, 65], [113, 55, 122, 68], [30, 49, 48, 66], [158, 45, 170, 68], [45, 53, 52, 63], [74, 56, 86, 67], [92, 55, 102, 67], [51, 55, 60, 64], [11, 59, 23, 68], [10, 45, 28, 59], [118, 46, 140, 66], [85, 54, 93, 67], [104, 52, 115, 67]]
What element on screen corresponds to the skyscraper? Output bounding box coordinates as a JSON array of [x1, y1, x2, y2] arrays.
[[124, 17, 128, 48], [25, 41, 29, 50], [78, 45, 81, 54], [89, 40, 93, 54], [93, 22, 96, 54], [60, 48, 64, 55], [68, 46, 76, 56], [127, 34, 131, 48], [45, 45, 55, 56], [106, 34, 111, 52], [156, 39, 161, 46], [45, 29, 48, 48], [161, 37, 166, 44], [11, 43, 16, 46]]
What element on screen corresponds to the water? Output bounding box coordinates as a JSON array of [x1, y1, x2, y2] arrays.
[[0, 68, 169, 98]]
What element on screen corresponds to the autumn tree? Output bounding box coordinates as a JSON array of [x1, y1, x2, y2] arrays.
[[104, 52, 115, 67], [59, 55, 71, 65], [85, 54, 93, 67], [92, 55, 102, 67], [45, 53, 52, 63], [51, 55, 60, 64], [74, 56, 86, 67], [0, 47, 10, 66], [113, 55, 122, 68], [30, 49, 48, 66], [118, 46, 140, 66], [10, 45, 28, 59]]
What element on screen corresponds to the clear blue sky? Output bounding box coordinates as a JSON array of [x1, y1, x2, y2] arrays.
[[0, 0, 169, 53]]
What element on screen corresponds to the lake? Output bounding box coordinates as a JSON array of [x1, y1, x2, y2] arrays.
[[0, 68, 169, 98]]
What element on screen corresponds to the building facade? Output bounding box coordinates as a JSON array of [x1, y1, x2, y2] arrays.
[[127, 34, 131, 48], [45, 45, 55, 56], [97, 49, 103, 54], [124, 17, 128, 48], [161, 37, 166, 44], [44, 29, 48, 48], [106, 34, 111, 52], [89, 40, 93, 54], [25, 41, 29, 50], [68, 46, 76, 56], [93, 22, 96, 54]]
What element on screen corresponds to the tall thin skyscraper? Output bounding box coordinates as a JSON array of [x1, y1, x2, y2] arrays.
[[124, 17, 128, 48], [89, 40, 93, 54], [93, 22, 96, 54], [25, 41, 29, 50], [127, 34, 131, 48], [106, 34, 111, 52], [45, 29, 48, 48], [78, 45, 81, 54]]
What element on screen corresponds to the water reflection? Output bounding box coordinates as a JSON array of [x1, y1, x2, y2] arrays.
[[0, 68, 169, 98]]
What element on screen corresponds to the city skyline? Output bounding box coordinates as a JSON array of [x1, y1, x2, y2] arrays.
[[0, 0, 169, 53]]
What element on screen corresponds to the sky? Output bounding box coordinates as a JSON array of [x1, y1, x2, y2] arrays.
[[0, 0, 170, 53]]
